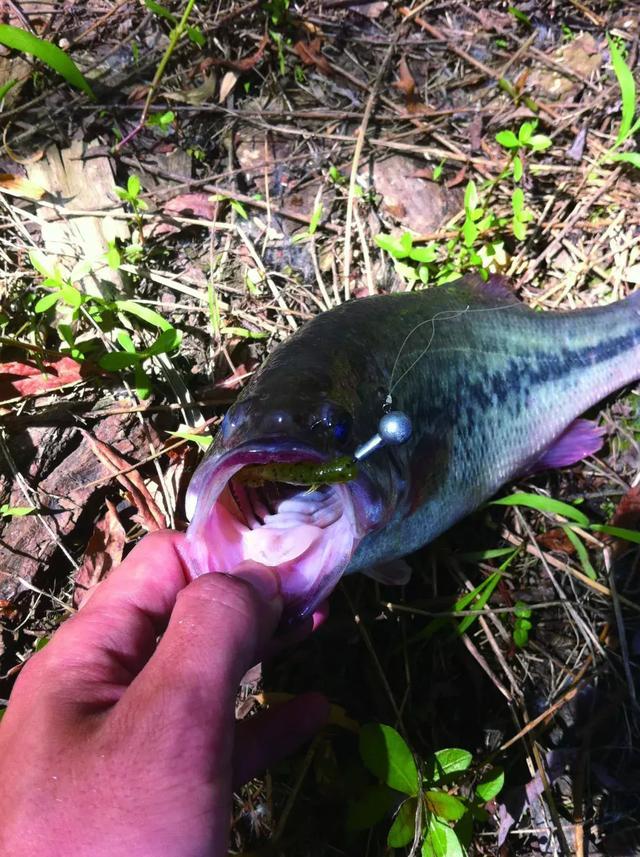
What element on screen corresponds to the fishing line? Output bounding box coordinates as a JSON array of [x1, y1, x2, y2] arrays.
[[388, 307, 471, 399], [356, 299, 517, 461], [387, 301, 517, 403]]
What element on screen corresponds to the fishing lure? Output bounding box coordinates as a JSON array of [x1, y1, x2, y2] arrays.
[[237, 455, 358, 487]]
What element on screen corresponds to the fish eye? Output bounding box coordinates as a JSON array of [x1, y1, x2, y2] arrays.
[[221, 402, 248, 440], [311, 403, 352, 446]]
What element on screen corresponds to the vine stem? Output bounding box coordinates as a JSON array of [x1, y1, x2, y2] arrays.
[[116, 0, 197, 151]]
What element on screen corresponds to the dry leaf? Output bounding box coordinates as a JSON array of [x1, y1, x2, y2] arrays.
[[445, 165, 468, 188], [84, 432, 167, 532], [393, 57, 415, 98], [219, 70, 239, 102], [0, 356, 87, 399], [73, 500, 126, 607], [538, 528, 575, 554], [293, 38, 333, 76], [165, 73, 216, 105], [0, 173, 46, 200], [164, 193, 217, 220], [350, 2, 387, 18], [612, 486, 640, 532], [233, 35, 268, 72]]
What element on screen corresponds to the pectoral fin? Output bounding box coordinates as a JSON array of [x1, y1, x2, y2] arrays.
[[362, 558, 412, 586], [530, 418, 606, 473]]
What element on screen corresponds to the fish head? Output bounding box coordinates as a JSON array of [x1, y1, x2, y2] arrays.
[[183, 360, 400, 621]]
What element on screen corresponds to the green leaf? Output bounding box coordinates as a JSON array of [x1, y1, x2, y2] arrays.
[[457, 571, 502, 636], [0, 504, 35, 517], [508, 6, 532, 27], [513, 601, 531, 619], [512, 155, 523, 182], [424, 749, 473, 784], [115, 299, 172, 331], [29, 249, 52, 278], [34, 291, 60, 313], [590, 524, 640, 544], [529, 134, 552, 151], [0, 77, 17, 101], [167, 430, 213, 451], [422, 816, 466, 857], [99, 351, 140, 370], [513, 218, 527, 241], [230, 198, 248, 219], [144, 327, 181, 356], [59, 283, 82, 308], [475, 767, 504, 802], [388, 798, 418, 848], [609, 151, 640, 169], [375, 231, 413, 259], [463, 180, 478, 212], [127, 174, 141, 197], [116, 331, 137, 354], [513, 625, 529, 648], [187, 26, 206, 47], [345, 783, 395, 831], [308, 202, 323, 235], [143, 0, 177, 22], [134, 364, 152, 400], [359, 723, 419, 796], [458, 547, 517, 562], [425, 791, 467, 822], [410, 245, 438, 263], [106, 243, 121, 270], [0, 24, 94, 98], [607, 35, 636, 145], [220, 325, 268, 340], [495, 130, 519, 149], [462, 217, 478, 248], [562, 525, 597, 579], [490, 492, 590, 525], [518, 121, 535, 145], [511, 187, 524, 216]]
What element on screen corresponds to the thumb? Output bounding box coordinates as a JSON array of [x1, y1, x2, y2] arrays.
[[124, 568, 282, 728]]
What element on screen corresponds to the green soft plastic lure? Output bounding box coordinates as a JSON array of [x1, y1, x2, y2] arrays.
[[237, 455, 358, 487]]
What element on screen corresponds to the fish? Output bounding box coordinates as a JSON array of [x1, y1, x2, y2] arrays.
[[183, 276, 640, 620]]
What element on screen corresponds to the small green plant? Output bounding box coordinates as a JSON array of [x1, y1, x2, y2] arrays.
[[491, 490, 640, 581], [99, 326, 181, 400], [604, 35, 640, 169], [512, 601, 533, 648], [114, 175, 148, 238], [146, 109, 176, 133], [0, 505, 35, 517], [348, 723, 504, 855], [264, 0, 291, 27]]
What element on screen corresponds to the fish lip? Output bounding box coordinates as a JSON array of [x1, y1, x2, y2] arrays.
[[184, 437, 382, 621], [186, 439, 328, 519], [186, 438, 381, 534]]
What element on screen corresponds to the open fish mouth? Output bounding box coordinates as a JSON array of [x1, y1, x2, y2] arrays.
[[184, 442, 359, 618]]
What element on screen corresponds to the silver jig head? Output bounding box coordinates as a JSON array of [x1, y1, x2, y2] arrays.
[[354, 411, 413, 461]]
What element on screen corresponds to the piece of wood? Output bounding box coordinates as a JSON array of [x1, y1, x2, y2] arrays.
[[27, 139, 130, 296]]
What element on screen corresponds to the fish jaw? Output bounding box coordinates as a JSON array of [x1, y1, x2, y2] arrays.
[[184, 440, 379, 620]]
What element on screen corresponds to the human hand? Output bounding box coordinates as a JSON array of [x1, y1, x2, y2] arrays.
[[0, 530, 329, 857]]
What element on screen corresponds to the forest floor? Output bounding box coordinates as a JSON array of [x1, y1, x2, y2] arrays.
[[1, 1, 640, 855]]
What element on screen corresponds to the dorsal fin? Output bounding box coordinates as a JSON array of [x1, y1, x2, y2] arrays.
[[452, 274, 522, 307]]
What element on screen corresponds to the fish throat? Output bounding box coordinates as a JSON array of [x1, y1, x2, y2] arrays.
[[198, 448, 359, 614]]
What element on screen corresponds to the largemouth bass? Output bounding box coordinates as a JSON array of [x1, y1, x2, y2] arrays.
[[184, 277, 640, 619]]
